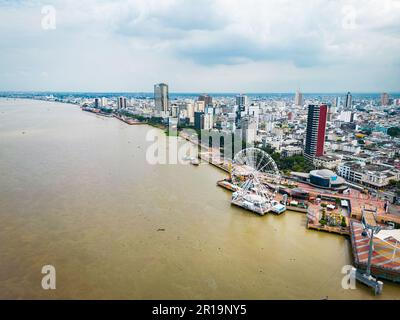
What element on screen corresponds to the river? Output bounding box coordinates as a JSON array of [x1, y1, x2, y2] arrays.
[[0, 98, 398, 299]]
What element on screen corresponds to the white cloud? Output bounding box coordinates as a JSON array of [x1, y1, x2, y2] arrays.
[[0, 0, 399, 92]]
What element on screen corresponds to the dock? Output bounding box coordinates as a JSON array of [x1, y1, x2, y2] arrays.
[[350, 220, 400, 283], [306, 222, 350, 235], [231, 198, 270, 215]]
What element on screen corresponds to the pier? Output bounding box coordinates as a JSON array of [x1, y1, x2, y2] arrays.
[[350, 220, 400, 283]]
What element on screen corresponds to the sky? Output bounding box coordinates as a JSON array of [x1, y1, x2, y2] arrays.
[[0, 0, 399, 93]]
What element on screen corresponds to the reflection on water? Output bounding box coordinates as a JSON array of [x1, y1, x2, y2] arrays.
[[0, 99, 399, 299]]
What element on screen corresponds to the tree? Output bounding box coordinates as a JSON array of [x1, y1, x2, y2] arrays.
[[341, 216, 347, 228], [319, 210, 327, 226], [388, 127, 400, 138]]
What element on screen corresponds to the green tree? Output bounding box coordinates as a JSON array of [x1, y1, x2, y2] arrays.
[[341, 216, 347, 228], [388, 127, 400, 138]]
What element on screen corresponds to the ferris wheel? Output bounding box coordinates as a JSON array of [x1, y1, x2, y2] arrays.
[[232, 148, 279, 181], [231, 148, 280, 209]]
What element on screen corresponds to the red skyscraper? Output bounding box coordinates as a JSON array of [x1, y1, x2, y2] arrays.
[[304, 104, 328, 161]]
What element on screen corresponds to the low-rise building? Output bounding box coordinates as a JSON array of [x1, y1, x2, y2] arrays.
[[337, 161, 400, 189], [313, 155, 342, 170], [281, 146, 303, 158]]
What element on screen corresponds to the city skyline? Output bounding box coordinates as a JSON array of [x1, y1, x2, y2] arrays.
[[1, 0, 399, 92]]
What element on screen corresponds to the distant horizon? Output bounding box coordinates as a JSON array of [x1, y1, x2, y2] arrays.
[[1, 90, 400, 96]]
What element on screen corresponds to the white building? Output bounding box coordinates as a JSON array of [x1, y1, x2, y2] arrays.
[[337, 161, 400, 189], [203, 113, 213, 130], [241, 117, 257, 144]]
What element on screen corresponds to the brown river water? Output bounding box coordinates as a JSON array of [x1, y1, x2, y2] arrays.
[[0, 98, 399, 299]]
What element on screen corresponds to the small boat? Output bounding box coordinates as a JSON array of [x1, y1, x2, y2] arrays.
[[271, 200, 286, 214]]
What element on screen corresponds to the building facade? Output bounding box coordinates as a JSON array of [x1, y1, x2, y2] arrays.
[[154, 83, 169, 113], [294, 90, 303, 106], [304, 104, 328, 162]]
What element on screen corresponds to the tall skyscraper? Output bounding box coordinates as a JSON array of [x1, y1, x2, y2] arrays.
[[186, 102, 195, 124], [294, 90, 303, 106], [241, 116, 258, 144], [194, 112, 204, 130], [333, 96, 340, 109], [344, 92, 352, 110], [117, 96, 127, 110], [304, 104, 328, 162], [236, 94, 248, 107], [198, 94, 213, 107], [203, 113, 213, 130], [381, 92, 390, 106], [154, 83, 169, 113], [94, 98, 100, 108], [235, 94, 249, 128]]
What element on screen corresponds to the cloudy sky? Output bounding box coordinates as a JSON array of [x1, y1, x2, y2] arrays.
[[0, 0, 399, 92]]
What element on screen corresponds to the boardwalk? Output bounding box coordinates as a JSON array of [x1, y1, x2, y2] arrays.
[[350, 220, 400, 283]]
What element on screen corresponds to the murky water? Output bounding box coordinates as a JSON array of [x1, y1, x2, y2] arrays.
[[0, 98, 399, 299]]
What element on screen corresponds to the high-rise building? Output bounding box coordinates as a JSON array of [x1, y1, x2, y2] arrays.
[[333, 97, 340, 109], [154, 83, 169, 113], [381, 92, 390, 106], [294, 90, 303, 106], [94, 98, 100, 108], [304, 104, 328, 162], [195, 101, 205, 113], [236, 94, 248, 107], [186, 102, 195, 124], [235, 95, 249, 128], [117, 96, 127, 110], [203, 113, 213, 130], [241, 117, 258, 144], [344, 92, 352, 110], [194, 112, 204, 130], [198, 94, 213, 107]]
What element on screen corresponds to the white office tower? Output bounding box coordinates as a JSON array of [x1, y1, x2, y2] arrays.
[[294, 90, 303, 106], [330, 97, 339, 115], [203, 113, 213, 130], [195, 101, 205, 112], [186, 102, 195, 124], [101, 97, 107, 107], [241, 117, 258, 144], [333, 97, 340, 110], [344, 92, 352, 110]]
